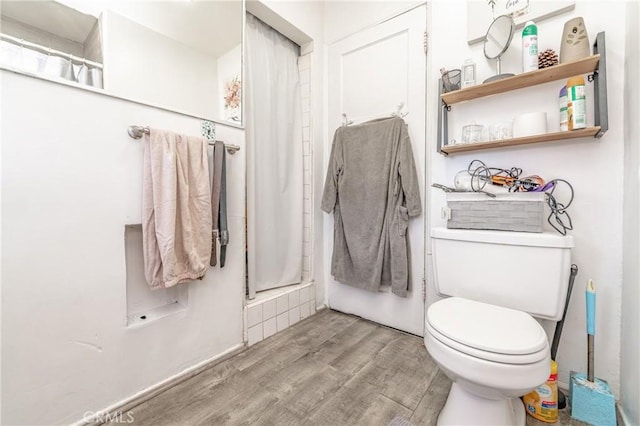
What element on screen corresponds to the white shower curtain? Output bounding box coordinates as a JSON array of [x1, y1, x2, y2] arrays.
[[246, 14, 303, 295], [0, 40, 103, 88]]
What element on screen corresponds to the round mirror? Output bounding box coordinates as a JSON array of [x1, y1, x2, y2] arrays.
[[484, 15, 515, 59], [483, 15, 515, 83]]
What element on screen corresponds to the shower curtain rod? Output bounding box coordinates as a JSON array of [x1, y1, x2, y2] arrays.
[[0, 33, 104, 69], [127, 125, 240, 154]]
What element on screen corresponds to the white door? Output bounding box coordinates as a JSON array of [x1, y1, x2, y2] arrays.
[[326, 5, 426, 336]]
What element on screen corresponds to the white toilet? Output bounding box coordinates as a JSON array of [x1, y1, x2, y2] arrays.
[[426, 228, 574, 425]]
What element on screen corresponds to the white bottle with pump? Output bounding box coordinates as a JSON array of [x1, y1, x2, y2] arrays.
[[522, 21, 538, 72]]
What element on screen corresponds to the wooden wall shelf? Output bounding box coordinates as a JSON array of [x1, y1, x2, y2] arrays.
[[440, 127, 601, 155], [441, 55, 601, 105], [436, 32, 608, 155]]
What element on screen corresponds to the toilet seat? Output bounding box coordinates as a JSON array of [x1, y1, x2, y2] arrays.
[[427, 297, 549, 365]]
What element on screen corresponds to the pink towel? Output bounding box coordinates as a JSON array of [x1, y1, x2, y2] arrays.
[[142, 129, 212, 289]]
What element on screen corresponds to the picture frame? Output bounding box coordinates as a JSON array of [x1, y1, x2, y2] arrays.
[[467, 0, 575, 45]]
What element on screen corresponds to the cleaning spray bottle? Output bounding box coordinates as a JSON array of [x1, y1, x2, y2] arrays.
[[523, 360, 559, 423], [522, 21, 539, 72]]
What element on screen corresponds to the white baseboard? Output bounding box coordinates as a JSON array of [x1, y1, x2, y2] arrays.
[[618, 404, 633, 426], [74, 343, 246, 426]]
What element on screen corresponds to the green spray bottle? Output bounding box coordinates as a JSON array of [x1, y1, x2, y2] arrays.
[[523, 21, 538, 72]]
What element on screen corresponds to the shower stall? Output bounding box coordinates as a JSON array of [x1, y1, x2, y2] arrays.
[[245, 13, 306, 299]]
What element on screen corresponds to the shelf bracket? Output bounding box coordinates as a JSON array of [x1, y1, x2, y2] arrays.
[[437, 78, 449, 155], [592, 31, 608, 139]]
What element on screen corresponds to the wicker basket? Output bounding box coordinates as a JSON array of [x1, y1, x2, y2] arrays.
[[444, 192, 545, 233]]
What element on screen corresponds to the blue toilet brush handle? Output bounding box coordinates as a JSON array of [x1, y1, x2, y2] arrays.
[[586, 279, 596, 382]]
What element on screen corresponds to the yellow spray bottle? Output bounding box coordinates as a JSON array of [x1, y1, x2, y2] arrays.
[[523, 359, 559, 423]]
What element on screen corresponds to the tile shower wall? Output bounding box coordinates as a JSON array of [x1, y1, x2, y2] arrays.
[[246, 283, 317, 346], [299, 53, 313, 282]]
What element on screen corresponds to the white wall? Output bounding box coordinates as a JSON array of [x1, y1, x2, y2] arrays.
[[621, 1, 640, 423], [102, 10, 220, 120], [428, 1, 627, 396], [0, 16, 86, 57], [0, 71, 245, 425], [83, 19, 103, 64]]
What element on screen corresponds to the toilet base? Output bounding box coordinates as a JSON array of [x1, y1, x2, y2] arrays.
[[438, 382, 526, 426]]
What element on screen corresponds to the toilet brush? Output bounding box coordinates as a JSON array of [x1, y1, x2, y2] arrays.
[[550, 264, 578, 409], [569, 279, 617, 425]]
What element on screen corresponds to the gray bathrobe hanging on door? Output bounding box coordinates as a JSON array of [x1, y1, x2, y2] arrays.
[[321, 117, 421, 297]]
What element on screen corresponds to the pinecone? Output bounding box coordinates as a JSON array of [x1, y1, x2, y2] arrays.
[[538, 49, 559, 69]]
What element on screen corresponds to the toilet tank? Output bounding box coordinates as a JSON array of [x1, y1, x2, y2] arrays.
[[431, 228, 574, 321]]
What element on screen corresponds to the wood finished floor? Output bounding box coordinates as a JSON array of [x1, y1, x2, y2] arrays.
[[121, 309, 587, 426]]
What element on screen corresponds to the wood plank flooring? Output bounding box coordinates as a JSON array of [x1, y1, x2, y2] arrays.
[[120, 309, 588, 426]]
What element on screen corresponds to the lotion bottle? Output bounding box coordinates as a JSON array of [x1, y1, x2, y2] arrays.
[[567, 75, 587, 130], [559, 85, 569, 131]]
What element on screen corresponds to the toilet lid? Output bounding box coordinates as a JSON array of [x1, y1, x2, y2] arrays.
[[427, 297, 548, 356]]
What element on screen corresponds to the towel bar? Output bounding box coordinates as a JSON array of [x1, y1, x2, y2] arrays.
[[127, 125, 240, 155]]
